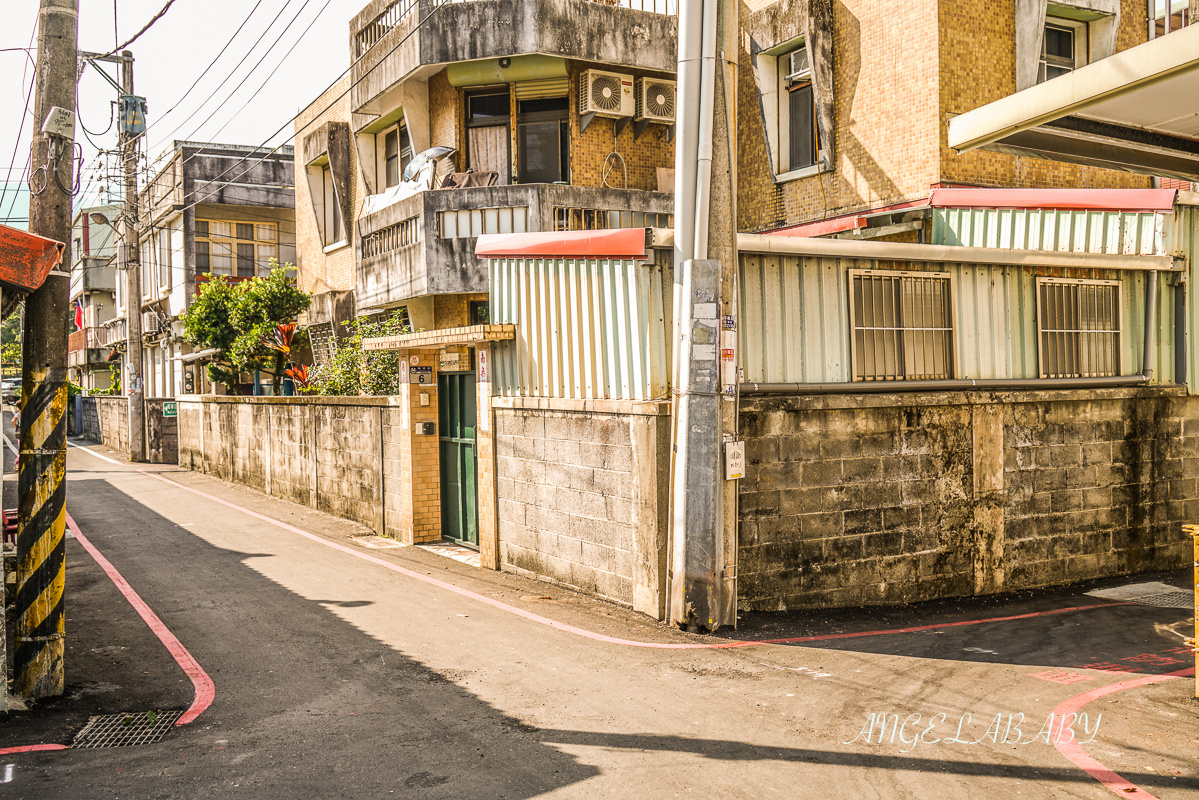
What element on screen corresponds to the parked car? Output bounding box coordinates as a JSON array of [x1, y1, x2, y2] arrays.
[[1, 378, 20, 405]]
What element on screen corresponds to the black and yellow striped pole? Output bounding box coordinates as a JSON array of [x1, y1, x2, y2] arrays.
[[15, 0, 78, 700], [1187, 523, 1199, 700]]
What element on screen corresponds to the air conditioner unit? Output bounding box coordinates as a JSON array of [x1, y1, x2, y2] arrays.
[[635, 77, 677, 123], [142, 312, 160, 335], [580, 69, 635, 119], [785, 46, 811, 83]]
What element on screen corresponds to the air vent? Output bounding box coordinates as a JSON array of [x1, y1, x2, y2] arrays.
[[786, 46, 811, 83], [580, 69, 634, 118], [635, 77, 677, 123]]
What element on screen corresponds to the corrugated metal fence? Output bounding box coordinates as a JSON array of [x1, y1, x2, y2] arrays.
[[930, 208, 1168, 255], [738, 254, 1173, 384], [489, 256, 672, 400]]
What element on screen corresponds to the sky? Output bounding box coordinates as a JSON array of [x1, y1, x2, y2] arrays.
[[0, 0, 370, 229]]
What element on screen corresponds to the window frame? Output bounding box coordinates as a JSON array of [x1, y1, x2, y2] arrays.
[[194, 218, 279, 279], [320, 164, 344, 248], [375, 120, 412, 190], [516, 96, 570, 184], [1039, 17, 1089, 83], [1035, 277, 1122, 379], [847, 268, 956, 383], [465, 89, 512, 182]]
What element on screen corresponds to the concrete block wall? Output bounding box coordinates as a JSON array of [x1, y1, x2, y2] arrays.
[[494, 399, 669, 616], [314, 405, 382, 529], [737, 388, 1196, 610], [79, 396, 178, 464]]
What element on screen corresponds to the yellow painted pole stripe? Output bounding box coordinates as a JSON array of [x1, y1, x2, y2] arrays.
[[16, 566, 65, 635]]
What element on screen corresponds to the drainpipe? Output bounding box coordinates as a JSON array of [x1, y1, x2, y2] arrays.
[[692, 0, 718, 260], [1143, 269, 1158, 382]]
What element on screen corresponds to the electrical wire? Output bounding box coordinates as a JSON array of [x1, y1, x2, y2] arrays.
[[202, 0, 338, 145], [0, 16, 38, 217], [147, 0, 310, 153], [99, 0, 179, 59]]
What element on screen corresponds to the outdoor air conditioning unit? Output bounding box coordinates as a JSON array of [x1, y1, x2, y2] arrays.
[[635, 77, 677, 123], [785, 45, 811, 83], [580, 69, 635, 119], [142, 311, 160, 335]]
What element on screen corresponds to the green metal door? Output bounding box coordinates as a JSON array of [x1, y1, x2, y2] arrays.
[[439, 372, 478, 547]]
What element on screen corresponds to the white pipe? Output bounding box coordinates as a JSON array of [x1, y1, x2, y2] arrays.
[[692, 0, 718, 260]]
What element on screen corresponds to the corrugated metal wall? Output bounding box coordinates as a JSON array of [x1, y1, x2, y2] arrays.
[[930, 208, 1169, 256], [489, 256, 672, 400], [738, 254, 1174, 384], [1178, 202, 1199, 393]]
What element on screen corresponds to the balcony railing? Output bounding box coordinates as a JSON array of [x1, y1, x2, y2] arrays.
[[68, 328, 106, 352]]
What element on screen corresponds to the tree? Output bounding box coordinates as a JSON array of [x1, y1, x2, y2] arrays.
[[305, 311, 410, 396], [182, 263, 311, 392]]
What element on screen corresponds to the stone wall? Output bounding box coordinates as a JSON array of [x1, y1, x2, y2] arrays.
[[78, 396, 178, 464], [737, 388, 1195, 610], [494, 398, 670, 617]]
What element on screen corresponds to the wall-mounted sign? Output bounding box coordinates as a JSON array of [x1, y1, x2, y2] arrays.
[[161, 400, 177, 418], [409, 365, 433, 384]]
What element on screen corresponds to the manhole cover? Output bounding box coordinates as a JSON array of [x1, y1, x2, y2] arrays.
[[72, 711, 183, 748], [1086, 581, 1194, 609]]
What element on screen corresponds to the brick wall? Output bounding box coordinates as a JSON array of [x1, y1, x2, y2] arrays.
[[737, 389, 1195, 610], [494, 401, 669, 616]]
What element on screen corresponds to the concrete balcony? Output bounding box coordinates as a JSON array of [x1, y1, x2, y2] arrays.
[[356, 182, 673, 310], [69, 327, 110, 369], [69, 256, 117, 301], [350, 0, 677, 114]]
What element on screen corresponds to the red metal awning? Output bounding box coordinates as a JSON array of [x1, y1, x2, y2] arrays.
[[0, 223, 65, 294], [475, 228, 648, 259], [927, 188, 1178, 212]]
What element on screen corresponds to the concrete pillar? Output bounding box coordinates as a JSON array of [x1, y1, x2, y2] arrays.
[[476, 345, 500, 570]]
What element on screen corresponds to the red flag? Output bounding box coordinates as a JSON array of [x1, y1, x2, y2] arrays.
[[74, 300, 83, 330]]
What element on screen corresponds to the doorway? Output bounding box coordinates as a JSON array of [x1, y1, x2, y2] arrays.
[[438, 371, 478, 547]]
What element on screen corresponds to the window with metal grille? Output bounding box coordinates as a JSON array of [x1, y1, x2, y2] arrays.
[[552, 207, 673, 231], [1036, 278, 1121, 378], [849, 270, 955, 381]]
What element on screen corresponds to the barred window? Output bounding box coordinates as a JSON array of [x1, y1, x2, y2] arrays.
[[1036, 278, 1121, 378], [195, 218, 278, 278], [849, 269, 954, 381]]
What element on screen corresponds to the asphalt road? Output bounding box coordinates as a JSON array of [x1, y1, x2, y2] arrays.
[[0, 420, 1194, 799]]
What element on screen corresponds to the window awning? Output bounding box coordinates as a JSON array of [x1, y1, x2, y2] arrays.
[[362, 323, 516, 352], [947, 24, 1199, 181]]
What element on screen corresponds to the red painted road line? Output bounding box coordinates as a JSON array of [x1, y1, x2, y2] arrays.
[[140, 470, 1127, 651], [66, 512, 215, 726], [0, 745, 68, 756], [1052, 666, 1196, 800]]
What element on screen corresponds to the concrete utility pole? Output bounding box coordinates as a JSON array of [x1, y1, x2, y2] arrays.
[[15, 0, 78, 699], [121, 51, 146, 462], [667, 0, 739, 632]]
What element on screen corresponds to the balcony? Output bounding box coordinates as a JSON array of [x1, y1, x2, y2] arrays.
[[68, 327, 110, 369], [69, 256, 117, 302], [350, 0, 677, 114], [356, 183, 672, 310]]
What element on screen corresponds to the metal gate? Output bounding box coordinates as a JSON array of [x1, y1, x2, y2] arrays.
[[438, 372, 478, 547]]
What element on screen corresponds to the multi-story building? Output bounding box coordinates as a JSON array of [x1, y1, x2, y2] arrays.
[[104, 141, 296, 398], [735, 0, 1160, 237], [68, 205, 120, 392], [294, 0, 678, 366]]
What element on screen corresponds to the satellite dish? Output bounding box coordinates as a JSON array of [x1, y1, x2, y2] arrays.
[[403, 146, 457, 183]]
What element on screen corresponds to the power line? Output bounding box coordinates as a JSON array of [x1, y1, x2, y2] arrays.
[[99, 0, 178, 59], [147, 0, 310, 153], [136, 0, 270, 140], [0, 12, 38, 217]]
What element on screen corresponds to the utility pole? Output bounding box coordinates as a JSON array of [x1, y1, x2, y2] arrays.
[[667, 0, 739, 632], [15, 0, 78, 699], [121, 51, 146, 462]]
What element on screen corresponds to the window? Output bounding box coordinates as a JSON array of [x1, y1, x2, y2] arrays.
[[849, 270, 954, 382], [552, 207, 672, 231], [779, 43, 818, 173], [1036, 278, 1121, 378], [466, 91, 511, 185], [195, 219, 279, 278], [469, 301, 490, 325], [377, 122, 412, 189], [1038, 19, 1087, 82], [321, 166, 343, 246], [1149, 0, 1190, 38], [517, 97, 569, 184]]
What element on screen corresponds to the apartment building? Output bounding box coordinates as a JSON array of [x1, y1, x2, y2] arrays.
[[68, 205, 120, 392], [104, 141, 296, 398]]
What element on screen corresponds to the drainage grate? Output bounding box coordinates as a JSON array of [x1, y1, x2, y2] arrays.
[[1086, 581, 1194, 609], [1126, 591, 1195, 609], [72, 710, 183, 748]]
